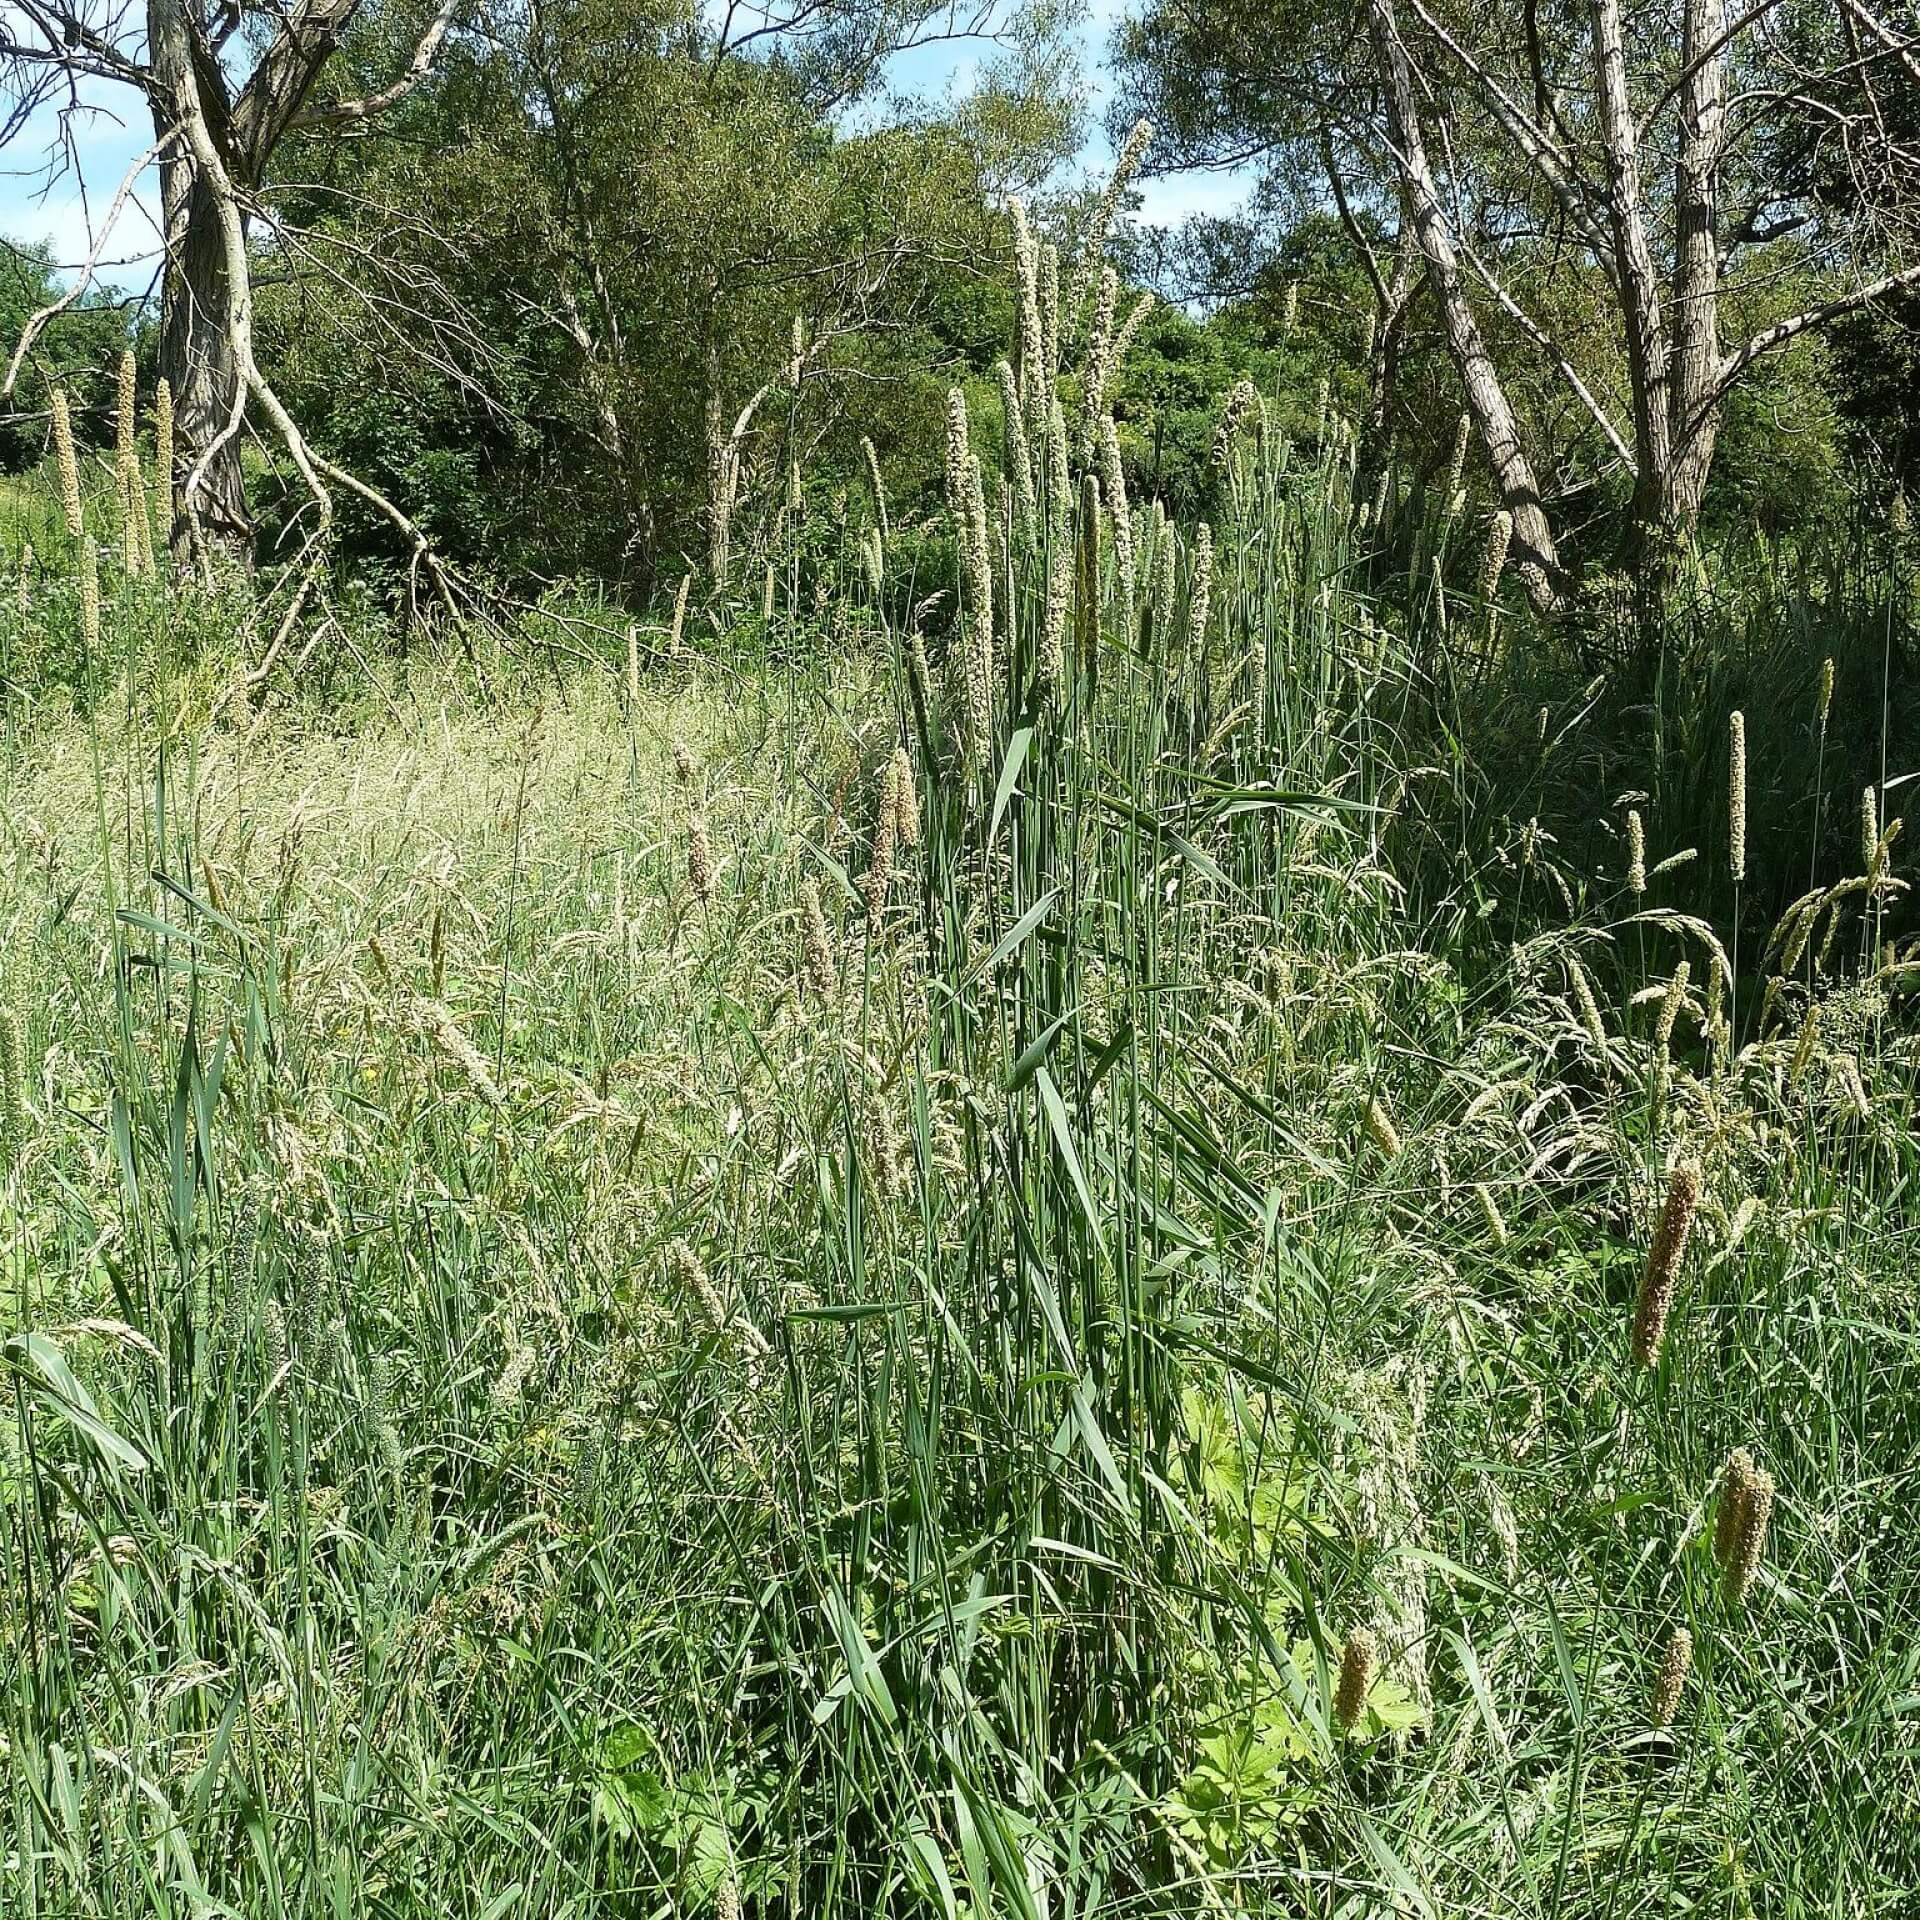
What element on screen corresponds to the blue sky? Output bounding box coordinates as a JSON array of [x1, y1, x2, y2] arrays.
[[0, 0, 1247, 290]]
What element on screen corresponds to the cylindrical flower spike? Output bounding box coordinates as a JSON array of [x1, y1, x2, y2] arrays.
[[1632, 1160, 1701, 1368]]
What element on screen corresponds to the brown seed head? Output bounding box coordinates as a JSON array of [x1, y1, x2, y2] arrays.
[[1632, 1159, 1700, 1368], [1650, 1624, 1693, 1728], [688, 813, 714, 904], [1334, 1627, 1377, 1730], [1724, 1463, 1774, 1605], [1713, 1447, 1757, 1565]]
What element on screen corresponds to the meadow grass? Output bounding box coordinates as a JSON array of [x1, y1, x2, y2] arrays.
[[1, 323, 1918, 1920]]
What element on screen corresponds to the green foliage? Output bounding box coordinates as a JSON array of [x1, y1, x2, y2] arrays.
[[0, 244, 134, 470]]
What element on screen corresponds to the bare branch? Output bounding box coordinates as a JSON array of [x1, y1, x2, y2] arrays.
[[1, 127, 177, 399], [295, 0, 462, 129]]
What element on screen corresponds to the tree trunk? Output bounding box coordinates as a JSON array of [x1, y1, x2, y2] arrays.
[[155, 153, 253, 563], [1590, 0, 1673, 536], [149, 0, 253, 565], [1367, 0, 1561, 608], [1666, 0, 1727, 530]]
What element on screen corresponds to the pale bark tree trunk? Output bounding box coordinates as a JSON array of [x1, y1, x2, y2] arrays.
[[1666, 0, 1727, 529], [153, 155, 252, 561], [1590, 0, 1673, 537], [149, 0, 254, 562], [1367, 0, 1561, 608]]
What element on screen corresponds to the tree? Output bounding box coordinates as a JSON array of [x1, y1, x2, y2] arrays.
[[2, 0, 470, 562], [0, 0, 1051, 576], [252, 0, 1075, 592], [1114, 0, 1920, 605]]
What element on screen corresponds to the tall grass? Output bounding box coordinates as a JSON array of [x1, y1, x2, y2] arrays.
[[1, 269, 1916, 1920]]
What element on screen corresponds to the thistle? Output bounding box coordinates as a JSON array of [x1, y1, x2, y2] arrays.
[[1728, 711, 1747, 884], [50, 388, 84, 538], [1632, 1159, 1700, 1369], [1650, 1625, 1693, 1728], [1627, 809, 1646, 896], [1334, 1627, 1376, 1730]]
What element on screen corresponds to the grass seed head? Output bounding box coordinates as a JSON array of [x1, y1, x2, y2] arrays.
[[1476, 1182, 1510, 1247], [1334, 1627, 1377, 1729], [1633, 1159, 1700, 1369], [688, 812, 715, 904], [50, 388, 84, 538], [1728, 711, 1747, 883], [1444, 411, 1470, 499], [1188, 523, 1214, 658], [1655, 960, 1690, 1061], [865, 757, 899, 919], [1714, 1447, 1757, 1565], [1627, 809, 1646, 895], [1650, 1625, 1693, 1727], [1364, 1097, 1402, 1160], [1568, 954, 1608, 1053], [1724, 1463, 1774, 1605], [0, 1008, 25, 1171], [800, 879, 837, 999], [1477, 510, 1512, 601], [890, 745, 919, 849]]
